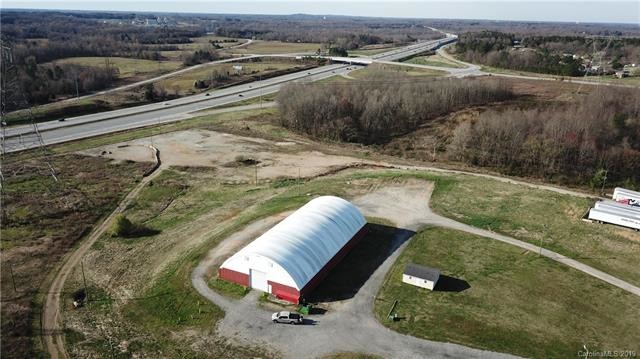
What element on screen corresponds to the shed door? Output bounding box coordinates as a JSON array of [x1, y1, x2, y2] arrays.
[[250, 269, 269, 292]]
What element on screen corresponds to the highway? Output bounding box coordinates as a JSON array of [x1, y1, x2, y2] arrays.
[[4, 37, 453, 152]]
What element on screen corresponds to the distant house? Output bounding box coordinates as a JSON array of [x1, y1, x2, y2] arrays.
[[403, 263, 440, 290]]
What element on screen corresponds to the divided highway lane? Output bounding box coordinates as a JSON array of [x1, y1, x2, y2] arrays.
[[4, 64, 355, 152], [5, 36, 456, 152]]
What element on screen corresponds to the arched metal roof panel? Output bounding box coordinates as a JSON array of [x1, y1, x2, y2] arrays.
[[221, 196, 366, 290]]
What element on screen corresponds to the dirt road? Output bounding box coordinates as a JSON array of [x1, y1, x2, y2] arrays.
[[42, 151, 163, 359]]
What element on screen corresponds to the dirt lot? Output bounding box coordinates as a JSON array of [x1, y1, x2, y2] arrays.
[[80, 129, 364, 182]]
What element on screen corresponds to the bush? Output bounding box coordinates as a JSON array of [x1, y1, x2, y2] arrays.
[[108, 214, 135, 237], [108, 214, 159, 238]]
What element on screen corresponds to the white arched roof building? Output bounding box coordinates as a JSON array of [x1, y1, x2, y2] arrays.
[[219, 196, 367, 303]]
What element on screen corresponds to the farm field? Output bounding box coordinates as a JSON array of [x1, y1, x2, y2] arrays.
[[224, 40, 322, 55], [156, 60, 311, 95], [51, 57, 183, 81]]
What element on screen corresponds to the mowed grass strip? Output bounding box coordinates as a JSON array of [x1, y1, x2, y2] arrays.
[[404, 53, 466, 68], [375, 227, 640, 358]]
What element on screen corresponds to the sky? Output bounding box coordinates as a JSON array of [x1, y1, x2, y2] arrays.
[[2, 1, 639, 24]]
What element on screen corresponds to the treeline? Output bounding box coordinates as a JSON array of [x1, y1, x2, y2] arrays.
[[455, 31, 640, 76], [1, 11, 206, 64], [277, 76, 513, 144], [5, 61, 117, 110], [212, 15, 441, 50], [448, 88, 640, 186], [183, 49, 221, 66]]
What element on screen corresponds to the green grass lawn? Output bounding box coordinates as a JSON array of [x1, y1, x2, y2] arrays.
[[208, 277, 251, 299], [429, 174, 640, 287], [375, 226, 640, 358], [52, 57, 183, 80], [404, 53, 466, 68]]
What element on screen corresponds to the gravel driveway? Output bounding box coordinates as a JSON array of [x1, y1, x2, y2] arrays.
[[192, 180, 518, 359]]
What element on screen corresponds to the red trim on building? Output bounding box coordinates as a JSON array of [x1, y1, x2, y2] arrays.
[[218, 268, 249, 287], [299, 226, 368, 300], [268, 281, 300, 303], [218, 226, 368, 304]]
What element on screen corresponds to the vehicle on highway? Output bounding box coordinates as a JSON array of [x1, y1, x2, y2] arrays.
[[272, 311, 303, 325], [58, 118, 66, 122], [205, 93, 211, 96], [163, 102, 170, 105], [239, 94, 244, 97]]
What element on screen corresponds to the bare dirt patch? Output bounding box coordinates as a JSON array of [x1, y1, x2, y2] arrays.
[[80, 129, 362, 182]]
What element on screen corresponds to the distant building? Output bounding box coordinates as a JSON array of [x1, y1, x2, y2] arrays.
[[403, 263, 440, 290]]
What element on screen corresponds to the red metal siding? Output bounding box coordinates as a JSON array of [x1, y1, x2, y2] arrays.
[[299, 226, 368, 299], [219, 226, 367, 304], [268, 281, 300, 303], [218, 268, 249, 287]]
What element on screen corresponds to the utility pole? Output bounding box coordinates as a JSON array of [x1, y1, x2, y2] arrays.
[[75, 76, 79, 100], [254, 164, 258, 185], [9, 264, 17, 292], [81, 259, 89, 304], [540, 224, 548, 257], [259, 75, 262, 108]]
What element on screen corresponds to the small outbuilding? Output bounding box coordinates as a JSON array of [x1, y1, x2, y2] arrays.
[[403, 263, 440, 291]]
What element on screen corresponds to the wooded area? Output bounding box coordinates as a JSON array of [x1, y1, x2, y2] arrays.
[[454, 31, 640, 76], [277, 75, 513, 144], [448, 87, 640, 186]]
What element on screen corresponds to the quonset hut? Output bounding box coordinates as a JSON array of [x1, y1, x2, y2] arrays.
[[219, 196, 367, 303]]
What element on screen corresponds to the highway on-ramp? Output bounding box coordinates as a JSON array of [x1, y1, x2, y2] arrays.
[[4, 37, 455, 152]]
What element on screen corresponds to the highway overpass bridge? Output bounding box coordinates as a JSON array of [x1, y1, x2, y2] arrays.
[[3, 35, 459, 152]]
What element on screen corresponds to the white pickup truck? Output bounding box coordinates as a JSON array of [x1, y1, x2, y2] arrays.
[[271, 311, 303, 325]]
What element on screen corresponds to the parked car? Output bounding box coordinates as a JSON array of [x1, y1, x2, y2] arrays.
[[271, 311, 303, 325]]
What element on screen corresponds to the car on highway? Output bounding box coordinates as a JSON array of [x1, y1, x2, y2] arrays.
[[272, 311, 303, 325]]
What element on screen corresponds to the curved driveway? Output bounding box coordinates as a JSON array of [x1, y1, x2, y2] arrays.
[[191, 184, 519, 358], [192, 180, 640, 358]]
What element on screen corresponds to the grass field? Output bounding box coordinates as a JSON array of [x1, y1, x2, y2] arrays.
[[350, 63, 446, 79], [52, 57, 183, 80], [404, 53, 466, 68], [429, 174, 640, 287], [375, 226, 640, 358], [156, 61, 307, 94], [226, 40, 322, 55]]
